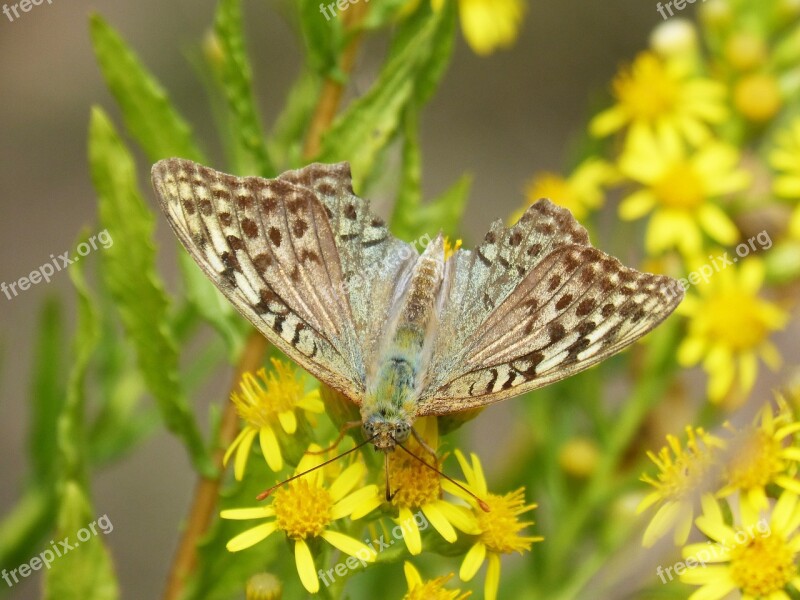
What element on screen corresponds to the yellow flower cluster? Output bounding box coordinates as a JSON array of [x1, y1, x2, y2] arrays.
[[640, 397, 800, 598], [516, 6, 799, 409], [220, 361, 541, 597]]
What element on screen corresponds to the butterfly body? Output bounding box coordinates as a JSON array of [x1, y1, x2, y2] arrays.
[[362, 235, 445, 450], [152, 159, 684, 453]]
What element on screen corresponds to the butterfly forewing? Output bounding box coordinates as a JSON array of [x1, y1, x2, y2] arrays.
[[277, 163, 419, 363], [417, 200, 683, 415], [151, 158, 371, 400]]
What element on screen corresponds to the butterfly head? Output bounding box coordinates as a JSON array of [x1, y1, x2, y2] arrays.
[[362, 416, 411, 451]]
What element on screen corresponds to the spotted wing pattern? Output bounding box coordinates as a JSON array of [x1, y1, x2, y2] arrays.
[[152, 159, 414, 401], [417, 200, 683, 415]]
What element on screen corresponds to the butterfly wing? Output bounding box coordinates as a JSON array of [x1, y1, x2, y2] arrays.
[[152, 159, 415, 402], [417, 199, 683, 415]]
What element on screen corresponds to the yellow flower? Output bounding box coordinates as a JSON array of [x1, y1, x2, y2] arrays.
[[221, 446, 378, 594], [444, 238, 462, 261], [770, 117, 800, 200], [618, 129, 748, 256], [435, 0, 524, 56], [450, 451, 542, 600], [590, 51, 727, 148], [402, 562, 470, 600], [362, 417, 478, 555], [734, 73, 783, 123], [718, 398, 800, 512], [677, 259, 788, 404], [223, 360, 324, 478], [681, 492, 800, 599], [516, 158, 615, 222], [638, 426, 725, 547]]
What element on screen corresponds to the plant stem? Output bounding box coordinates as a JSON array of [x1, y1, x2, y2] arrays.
[[302, 1, 368, 159], [161, 330, 267, 600]]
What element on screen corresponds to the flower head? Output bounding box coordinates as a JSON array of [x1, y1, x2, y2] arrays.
[[517, 158, 615, 222], [402, 562, 470, 600], [450, 450, 542, 600], [677, 259, 788, 404], [618, 130, 748, 256], [369, 417, 478, 555], [590, 52, 727, 148], [638, 426, 726, 547], [719, 398, 800, 512], [223, 360, 324, 477], [681, 492, 800, 599], [435, 0, 524, 56], [221, 445, 378, 593]]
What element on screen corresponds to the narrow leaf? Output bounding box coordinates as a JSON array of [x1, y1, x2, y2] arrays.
[[89, 13, 205, 163], [211, 0, 273, 176], [89, 107, 213, 476]]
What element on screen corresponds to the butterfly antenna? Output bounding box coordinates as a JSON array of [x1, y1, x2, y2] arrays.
[[256, 434, 377, 501], [396, 442, 490, 512]]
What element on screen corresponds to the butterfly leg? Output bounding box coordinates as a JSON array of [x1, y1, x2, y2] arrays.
[[410, 426, 438, 465], [305, 420, 362, 454]]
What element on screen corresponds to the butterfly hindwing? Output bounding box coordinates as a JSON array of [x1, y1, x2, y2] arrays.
[[152, 158, 368, 401], [417, 200, 683, 415]]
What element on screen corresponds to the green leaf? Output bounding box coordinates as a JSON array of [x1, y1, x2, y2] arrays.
[[360, 0, 409, 30], [211, 0, 273, 176], [267, 69, 322, 168], [316, 11, 444, 187], [89, 13, 205, 163], [297, 0, 346, 79], [43, 484, 119, 600], [391, 108, 471, 240], [89, 107, 213, 476], [28, 297, 65, 484], [43, 235, 118, 600]]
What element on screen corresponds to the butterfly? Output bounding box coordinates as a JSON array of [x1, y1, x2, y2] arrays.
[[151, 159, 684, 454]]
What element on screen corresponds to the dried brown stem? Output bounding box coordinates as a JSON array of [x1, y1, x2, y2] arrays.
[[162, 331, 267, 600]]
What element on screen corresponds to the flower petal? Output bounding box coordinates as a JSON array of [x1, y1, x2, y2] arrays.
[[220, 506, 275, 520], [423, 502, 457, 543], [485, 552, 502, 600], [226, 522, 278, 552], [397, 507, 422, 555], [234, 428, 258, 480], [332, 485, 380, 520], [320, 529, 375, 560], [295, 538, 319, 594], [460, 541, 486, 581], [259, 425, 283, 472], [278, 410, 297, 434]]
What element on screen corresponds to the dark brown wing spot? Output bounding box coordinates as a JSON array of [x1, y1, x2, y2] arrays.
[[576, 297, 596, 317], [236, 194, 254, 210], [198, 200, 212, 216], [548, 322, 566, 342], [268, 227, 282, 247], [344, 203, 357, 220], [601, 303, 615, 317], [226, 235, 244, 251], [292, 219, 309, 239], [317, 183, 335, 196], [182, 200, 196, 216], [219, 212, 232, 227], [555, 294, 573, 311], [508, 231, 523, 246], [252, 253, 273, 272], [527, 243, 542, 257], [547, 274, 562, 292], [241, 218, 259, 239]]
